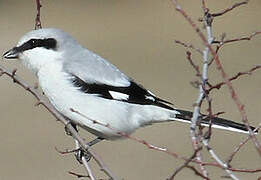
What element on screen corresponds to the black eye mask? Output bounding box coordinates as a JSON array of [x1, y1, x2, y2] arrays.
[[16, 38, 57, 52]]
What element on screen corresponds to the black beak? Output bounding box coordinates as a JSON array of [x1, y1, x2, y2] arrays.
[[3, 47, 19, 59]]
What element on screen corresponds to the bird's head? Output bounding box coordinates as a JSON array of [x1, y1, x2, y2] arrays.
[[3, 28, 79, 73]]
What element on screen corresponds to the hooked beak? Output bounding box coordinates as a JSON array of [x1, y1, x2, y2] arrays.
[[3, 47, 19, 59]]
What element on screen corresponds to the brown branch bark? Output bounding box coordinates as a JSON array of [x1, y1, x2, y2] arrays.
[[212, 1, 249, 17], [35, 0, 42, 29]]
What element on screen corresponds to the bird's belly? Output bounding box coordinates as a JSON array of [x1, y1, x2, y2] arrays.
[[37, 66, 139, 139]]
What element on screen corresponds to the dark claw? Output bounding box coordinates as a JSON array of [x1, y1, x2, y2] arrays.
[[74, 137, 104, 163]]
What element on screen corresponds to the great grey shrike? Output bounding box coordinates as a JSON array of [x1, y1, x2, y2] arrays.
[[3, 28, 257, 142]]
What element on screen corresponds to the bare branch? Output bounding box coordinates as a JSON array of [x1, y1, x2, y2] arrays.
[[208, 65, 261, 91], [186, 165, 210, 180], [212, 31, 261, 45], [167, 148, 207, 180], [226, 124, 261, 165], [35, 0, 42, 29], [202, 139, 239, 180], [212, 1, 249, 17], [174, 40, 203, 55], [185, 51, 201, 77], [68, 171, 90, 179], [55, 147, 80, 155], [82, 157, 97, 180]]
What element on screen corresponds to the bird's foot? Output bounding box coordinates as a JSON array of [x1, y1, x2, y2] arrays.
[[75, 148, 92, 163]]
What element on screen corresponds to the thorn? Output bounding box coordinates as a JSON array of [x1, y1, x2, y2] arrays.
[[68, 171, 89, 178]]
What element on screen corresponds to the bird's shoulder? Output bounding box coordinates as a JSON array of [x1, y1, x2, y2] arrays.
[[63, 48, 130, 87]]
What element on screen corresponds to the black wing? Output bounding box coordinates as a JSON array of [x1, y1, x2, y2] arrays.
[[71, 75, 174, 110]]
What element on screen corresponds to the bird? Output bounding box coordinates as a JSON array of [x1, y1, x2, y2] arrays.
[[3, 28, 257, 145]]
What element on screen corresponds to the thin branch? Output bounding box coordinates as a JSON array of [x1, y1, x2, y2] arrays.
[[167, 148, 209, 180], [212, 1, 249, 17], [226, 124, 261, 165], [212, 31, 261, 45], [35, 0, 42, 29], [55, 146, 80, 155], [185, 51, 201, 77], [68, 171, 90, 179], [178, 4, 215, 178], [202, 139, 240, 180], [208, 65, 261, 91], [174, 40, 203, 55], [82, 157, 97, 180], [200, 0, 207, 13], [187, 165, 210, 180]]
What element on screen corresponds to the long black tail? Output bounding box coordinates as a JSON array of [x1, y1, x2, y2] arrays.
[[174, 109, 258, 134]]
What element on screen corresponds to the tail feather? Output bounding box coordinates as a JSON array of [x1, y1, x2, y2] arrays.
[[174, 109, 258, 134]]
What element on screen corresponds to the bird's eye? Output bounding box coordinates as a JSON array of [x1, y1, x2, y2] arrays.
[[30, 39, 37, 45]]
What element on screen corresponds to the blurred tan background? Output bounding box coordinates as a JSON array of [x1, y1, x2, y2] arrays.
[[0, 0, 261, 179]]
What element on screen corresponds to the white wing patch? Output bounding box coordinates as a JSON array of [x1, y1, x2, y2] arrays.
[[109, 91, 129, 101], [145, 95, 155, 101]]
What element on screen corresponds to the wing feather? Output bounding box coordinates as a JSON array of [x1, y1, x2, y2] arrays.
[[63, 48, 130, 87], [70, 74, 174, 110]]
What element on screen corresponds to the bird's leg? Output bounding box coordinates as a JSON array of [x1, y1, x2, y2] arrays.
[[63, 121, 104, 163], [75, 137, 104, 163], [64, 122, 78, 136]]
